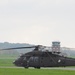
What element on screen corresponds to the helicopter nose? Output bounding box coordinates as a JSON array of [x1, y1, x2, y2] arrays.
[[13, 60, 20, 66], [13, 59, 23, 67]]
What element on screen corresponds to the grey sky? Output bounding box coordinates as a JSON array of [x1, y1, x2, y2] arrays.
[[0, 0, 75, 48]]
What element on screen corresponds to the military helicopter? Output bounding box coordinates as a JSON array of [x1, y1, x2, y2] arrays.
[[1, 41, 75, 69]]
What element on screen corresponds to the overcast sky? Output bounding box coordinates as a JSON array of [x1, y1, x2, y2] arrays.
[[0, 0, 75, 48]]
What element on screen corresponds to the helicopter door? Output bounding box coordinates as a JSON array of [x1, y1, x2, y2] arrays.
[[29, 56, 39, 67], [33, 57, 39, 67]]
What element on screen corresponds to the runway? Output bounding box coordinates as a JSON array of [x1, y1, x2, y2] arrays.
[[0, 66, 75, 70], [45, 67, 75, 71]]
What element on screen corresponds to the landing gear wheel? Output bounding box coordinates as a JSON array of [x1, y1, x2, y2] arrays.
[[37, 67, 40, 69], [34, 67, 40, 69], [24, 66, 29, 69]]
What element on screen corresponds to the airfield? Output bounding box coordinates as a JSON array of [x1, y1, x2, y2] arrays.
[[0, 45, 75, 75], [0, 57, 75, 75]]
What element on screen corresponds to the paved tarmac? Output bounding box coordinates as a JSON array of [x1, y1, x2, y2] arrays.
[[0, 66, 75, 70], [46, 67, 75, 71]]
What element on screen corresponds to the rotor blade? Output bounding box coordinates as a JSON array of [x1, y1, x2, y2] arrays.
[[1, 46, 36, 50]]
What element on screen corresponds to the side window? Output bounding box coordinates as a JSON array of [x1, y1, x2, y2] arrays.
[[29, 57, 34, 62], [29, 57, 39, 62], [34, 57, 39, 62], [23, 57, 26, 60]]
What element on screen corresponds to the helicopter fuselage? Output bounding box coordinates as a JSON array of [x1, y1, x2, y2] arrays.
[[13, 51, 75, 69]]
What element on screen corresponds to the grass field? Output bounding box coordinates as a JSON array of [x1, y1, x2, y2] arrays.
[[0, 68, 75, 75], [0, 55, 18, 67], [0, 59, 15, 66]]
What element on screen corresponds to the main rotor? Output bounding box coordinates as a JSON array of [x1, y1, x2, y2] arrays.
[[0, 45, 48, 51]]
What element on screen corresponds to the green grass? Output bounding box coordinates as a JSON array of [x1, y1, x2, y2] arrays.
[[0, 55, 18, 67], [0, 68, 75, 75], [0, 59, 15, 66]]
